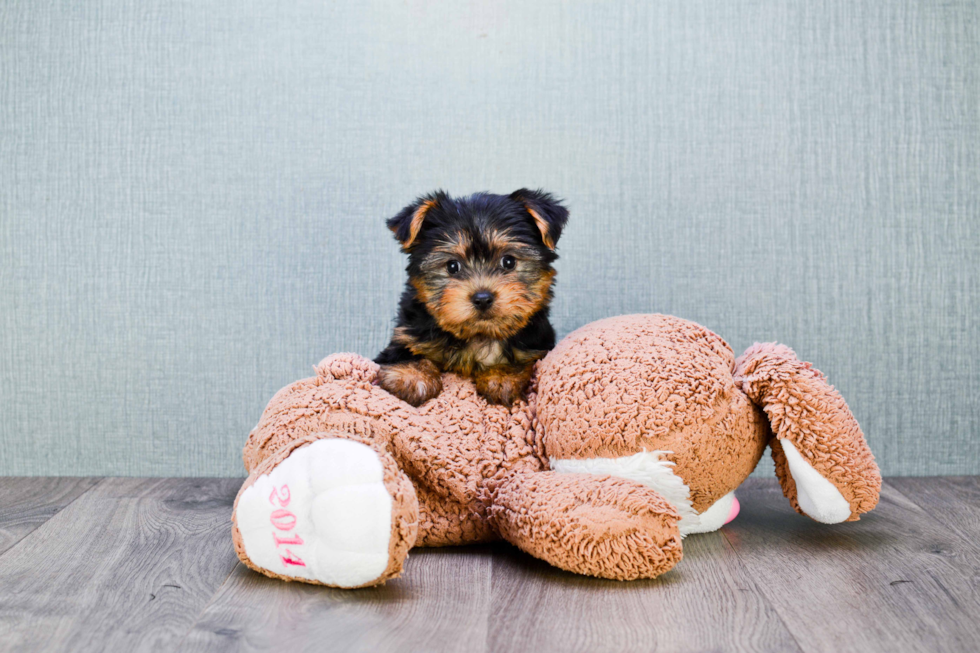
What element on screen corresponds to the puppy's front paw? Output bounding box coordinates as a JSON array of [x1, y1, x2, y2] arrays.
[[475, 365, 533, 407], [377, 360, 443, 407]]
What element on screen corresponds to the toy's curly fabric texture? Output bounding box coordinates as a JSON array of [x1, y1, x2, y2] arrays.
[[414, 481, 497, 547], [242, 351, 546, 548], [386, 373, 546, 518], [488, 471, 683, 579], [233, 313, 880, 587], [536, 314, 770, 512], [733, 343, 881, 520]]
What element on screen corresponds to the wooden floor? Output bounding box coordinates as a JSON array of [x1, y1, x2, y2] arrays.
[[0, 477, 978, 652]]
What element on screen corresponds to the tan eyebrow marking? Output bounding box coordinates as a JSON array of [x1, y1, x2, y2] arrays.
[[432, 230, 471, 258]]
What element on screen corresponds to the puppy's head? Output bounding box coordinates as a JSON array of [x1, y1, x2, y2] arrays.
[[388, 189, 568, 340]]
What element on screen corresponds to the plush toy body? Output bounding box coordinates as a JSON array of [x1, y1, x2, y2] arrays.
[[232, 314, 880, 588]]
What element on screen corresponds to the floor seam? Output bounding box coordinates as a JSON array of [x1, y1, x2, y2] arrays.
[[884, 478, 980, 558], [172, 478, 245, 650], [720, 510, 809, 653], [0, 476, 106, 560]]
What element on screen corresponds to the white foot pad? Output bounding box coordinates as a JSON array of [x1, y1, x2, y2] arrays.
[[780, 439, 851, 524], [684, 492, 738, 535], [236, 439, 393, 587]]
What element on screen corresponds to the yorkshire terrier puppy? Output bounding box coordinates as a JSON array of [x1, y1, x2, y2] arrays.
[[375, 189, 569, 407]]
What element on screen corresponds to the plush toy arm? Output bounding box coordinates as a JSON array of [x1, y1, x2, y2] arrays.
[[487, 471, 683, 580], [383, 374, 547, 518], [387, 418, 484, 509], [734, 343, 881, 523]]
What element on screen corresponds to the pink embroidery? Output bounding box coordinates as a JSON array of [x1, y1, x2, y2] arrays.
[[273, 533, 304, 547], [268, 484, 291, 507], [266, 483, 307, 567], [270, 508, 297, 531]]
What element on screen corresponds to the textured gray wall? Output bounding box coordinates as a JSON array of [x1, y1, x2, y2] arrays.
[[1, 0, 977, 477]]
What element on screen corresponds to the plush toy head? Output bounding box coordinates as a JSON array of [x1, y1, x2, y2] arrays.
[[534, 314, 769, 533], [534, 314, 879, 534]]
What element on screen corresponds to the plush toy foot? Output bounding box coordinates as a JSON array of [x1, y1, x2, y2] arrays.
[[232, 437, 418, 588], [488, 471, 683, 580], [683, 492, 740, 534], [734, 343, 881, 523]]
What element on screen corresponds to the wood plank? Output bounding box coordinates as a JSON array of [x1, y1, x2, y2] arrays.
[[0, 477, 101, 555], [489, 531, 801, 653], [2, 476, 978, 651], [722, 478, 980, 653], [0, 477, 242, 653], [888, 477, 980, 550], [181, 546, 491, 653]]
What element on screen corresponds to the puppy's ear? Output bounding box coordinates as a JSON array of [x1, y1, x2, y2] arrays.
[[509, 189, 569, 250], [387, 191, 445, 251]]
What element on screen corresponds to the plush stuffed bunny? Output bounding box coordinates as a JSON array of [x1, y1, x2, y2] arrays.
[[231, 314, 880, 588]]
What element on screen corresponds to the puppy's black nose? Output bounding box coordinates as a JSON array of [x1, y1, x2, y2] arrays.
[[471, 290, 495, 311]]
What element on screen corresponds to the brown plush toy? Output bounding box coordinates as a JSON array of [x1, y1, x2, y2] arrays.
[[231, 314, 880, 587]]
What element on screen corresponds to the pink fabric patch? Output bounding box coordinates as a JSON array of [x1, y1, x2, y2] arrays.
[[724, 495, 740, 525]]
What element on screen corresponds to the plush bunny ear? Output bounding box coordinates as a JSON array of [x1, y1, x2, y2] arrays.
[[509, 189, 569, 250], [386, 191, 446, 250]]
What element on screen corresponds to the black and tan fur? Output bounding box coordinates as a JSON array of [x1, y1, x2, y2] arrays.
[[375, 189, 569, 407]]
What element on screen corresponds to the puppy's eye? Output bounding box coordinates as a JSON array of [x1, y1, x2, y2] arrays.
[[446, 260, 461, 275], [500, 255, 516, 270]]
